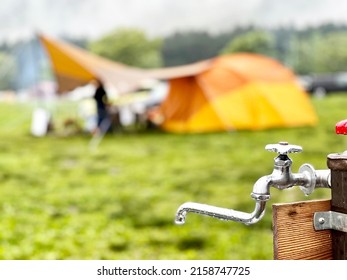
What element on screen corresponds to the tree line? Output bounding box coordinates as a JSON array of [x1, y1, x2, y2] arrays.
[[85, 23, 347, 76], [2, 23, 347, 90]]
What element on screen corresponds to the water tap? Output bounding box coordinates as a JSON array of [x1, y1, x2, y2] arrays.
[[175, 142, 331, 225]]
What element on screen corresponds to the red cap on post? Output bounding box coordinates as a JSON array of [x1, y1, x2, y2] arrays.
[[336, 120, 347, 134]]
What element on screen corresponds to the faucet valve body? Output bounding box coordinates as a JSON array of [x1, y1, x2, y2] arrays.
[[175, 142, 331, 225]]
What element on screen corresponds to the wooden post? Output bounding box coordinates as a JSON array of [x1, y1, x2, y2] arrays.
[[327, 153, 347, 259]]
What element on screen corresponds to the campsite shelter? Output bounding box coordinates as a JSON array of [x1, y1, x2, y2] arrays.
[[39, 34, 317, 133], [149, 53, 318, 132]]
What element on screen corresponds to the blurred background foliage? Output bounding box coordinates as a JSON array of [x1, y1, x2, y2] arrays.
[[220, 30, 275, 56], [88, 28, 163, 68], [0, 51, 16, 90], [0, 94, 346, 259], [3, 23, 347, 90]]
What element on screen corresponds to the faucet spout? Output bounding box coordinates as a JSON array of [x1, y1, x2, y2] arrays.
[[174, 142, 331, 227], [175, 200, 266, 225]]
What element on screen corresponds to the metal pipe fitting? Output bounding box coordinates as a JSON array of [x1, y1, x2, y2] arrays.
[[175, 200, 266, 225], [175, 142, 331, 226]]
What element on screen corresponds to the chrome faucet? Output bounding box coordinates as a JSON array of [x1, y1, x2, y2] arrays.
[[175, 142, 331, 225]]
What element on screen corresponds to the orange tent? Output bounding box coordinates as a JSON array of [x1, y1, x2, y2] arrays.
[[152, 54, 318, 132]]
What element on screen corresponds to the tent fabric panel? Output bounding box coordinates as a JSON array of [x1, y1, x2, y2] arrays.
[[160, 100, 226, 133], [204, 86, 255, 130], [166, 82, 317, 133], [252, 82, 318, 128], [144, 59, 212, 80], [213, 54, 296, 83], [157, 77, 228, 132], [40, 35, 96, 92], [39, 34, 148, 93], [161, 109, 226, 133], [39, 34, 127, 71], [207, 82, 317, 130], [235, 84, 288, 129], [158, 77, 210, 122], [55, 74, 94, 93], [195, 53, 297, 102], [46, 47, 95, 79], [217, 83, 287, 130], [197, 67, 246, 100]]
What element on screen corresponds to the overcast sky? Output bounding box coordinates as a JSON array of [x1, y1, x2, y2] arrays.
[[1, 0, 347, 43]]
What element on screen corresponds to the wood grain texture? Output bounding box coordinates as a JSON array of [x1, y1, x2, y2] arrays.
[[273, 199, 332, 260]]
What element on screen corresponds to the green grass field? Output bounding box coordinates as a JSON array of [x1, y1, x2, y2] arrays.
[[0, 94, 347, 260]]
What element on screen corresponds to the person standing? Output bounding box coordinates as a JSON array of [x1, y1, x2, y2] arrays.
[[92, 79, 110, 134]]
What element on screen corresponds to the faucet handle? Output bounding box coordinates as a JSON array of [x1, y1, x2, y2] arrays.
[[336, 120, 347, 134], [265, 141, 302, 155]]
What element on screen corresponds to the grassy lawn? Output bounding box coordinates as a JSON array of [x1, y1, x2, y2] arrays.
[[0, 94, 347, 259]]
